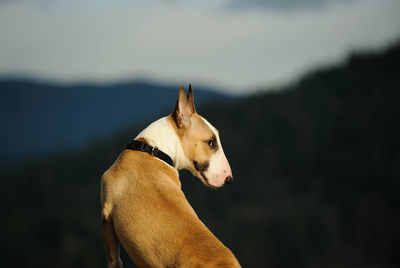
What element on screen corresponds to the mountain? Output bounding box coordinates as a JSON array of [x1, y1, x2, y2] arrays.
[[1, 42, 399, 268], [0, 80, 235, 165]]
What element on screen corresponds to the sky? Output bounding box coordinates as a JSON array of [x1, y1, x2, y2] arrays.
[[0, 0, 399, 95]]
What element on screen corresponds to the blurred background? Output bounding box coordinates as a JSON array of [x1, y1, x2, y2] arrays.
[[1, 0, 400, 267]]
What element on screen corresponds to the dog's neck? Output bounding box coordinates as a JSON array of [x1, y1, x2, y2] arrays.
[[135, 116, 190, 171]]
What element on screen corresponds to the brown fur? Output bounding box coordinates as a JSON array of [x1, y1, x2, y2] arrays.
[[101, 86, 240, 267], [101, 146, 240, 267]]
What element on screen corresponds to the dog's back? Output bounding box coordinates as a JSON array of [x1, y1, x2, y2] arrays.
[[101, 86, 240, 268], [101, 149, 239, 268]]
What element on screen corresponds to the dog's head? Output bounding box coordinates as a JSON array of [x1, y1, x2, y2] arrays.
[[171, 84, 233, 188]]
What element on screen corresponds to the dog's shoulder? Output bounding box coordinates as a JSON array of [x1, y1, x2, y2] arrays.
[[101, 150, 139, 219], [101, 148, 182, 222], [101, 149, 180, 201]]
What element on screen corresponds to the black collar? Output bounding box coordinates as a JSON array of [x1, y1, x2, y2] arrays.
[[126, 140, 174, 167]]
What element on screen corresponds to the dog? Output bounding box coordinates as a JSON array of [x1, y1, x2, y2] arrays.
[[101, 84, 241, 268]]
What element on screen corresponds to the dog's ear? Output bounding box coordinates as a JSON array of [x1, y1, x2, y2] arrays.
[[173, 86, 194, 128], [187, 84, 196, 114]]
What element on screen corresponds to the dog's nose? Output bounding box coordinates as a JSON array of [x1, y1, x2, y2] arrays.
[[224, 176, 233, 185]]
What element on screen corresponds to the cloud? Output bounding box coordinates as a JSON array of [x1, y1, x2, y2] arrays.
[[0, 0, 399, 95], [228, 0, 354, 11]]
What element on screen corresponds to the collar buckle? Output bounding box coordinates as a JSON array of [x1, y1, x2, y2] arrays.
[[126, 140, 174, 167], [151, 146, 159, 156]]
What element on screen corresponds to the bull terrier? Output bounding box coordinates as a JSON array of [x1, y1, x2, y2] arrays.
[[101, 85, 241, 268]]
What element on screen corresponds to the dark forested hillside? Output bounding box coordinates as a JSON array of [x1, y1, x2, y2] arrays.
[[0, 80, 231, 166], [1, 42, 399, 268]]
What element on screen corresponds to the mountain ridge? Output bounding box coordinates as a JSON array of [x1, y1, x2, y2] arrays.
[[0, 80, 235, 165]]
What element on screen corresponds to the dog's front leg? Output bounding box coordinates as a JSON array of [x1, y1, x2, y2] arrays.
[[102, 217, 123, 268]]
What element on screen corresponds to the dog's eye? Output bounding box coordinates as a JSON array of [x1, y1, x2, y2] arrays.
[[207, 140, 214, 148], [205, 136, 218, 150]]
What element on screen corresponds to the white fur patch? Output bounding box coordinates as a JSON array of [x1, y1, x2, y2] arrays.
[[135, 116, 190, 172], [200, 116, 232, 187]]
